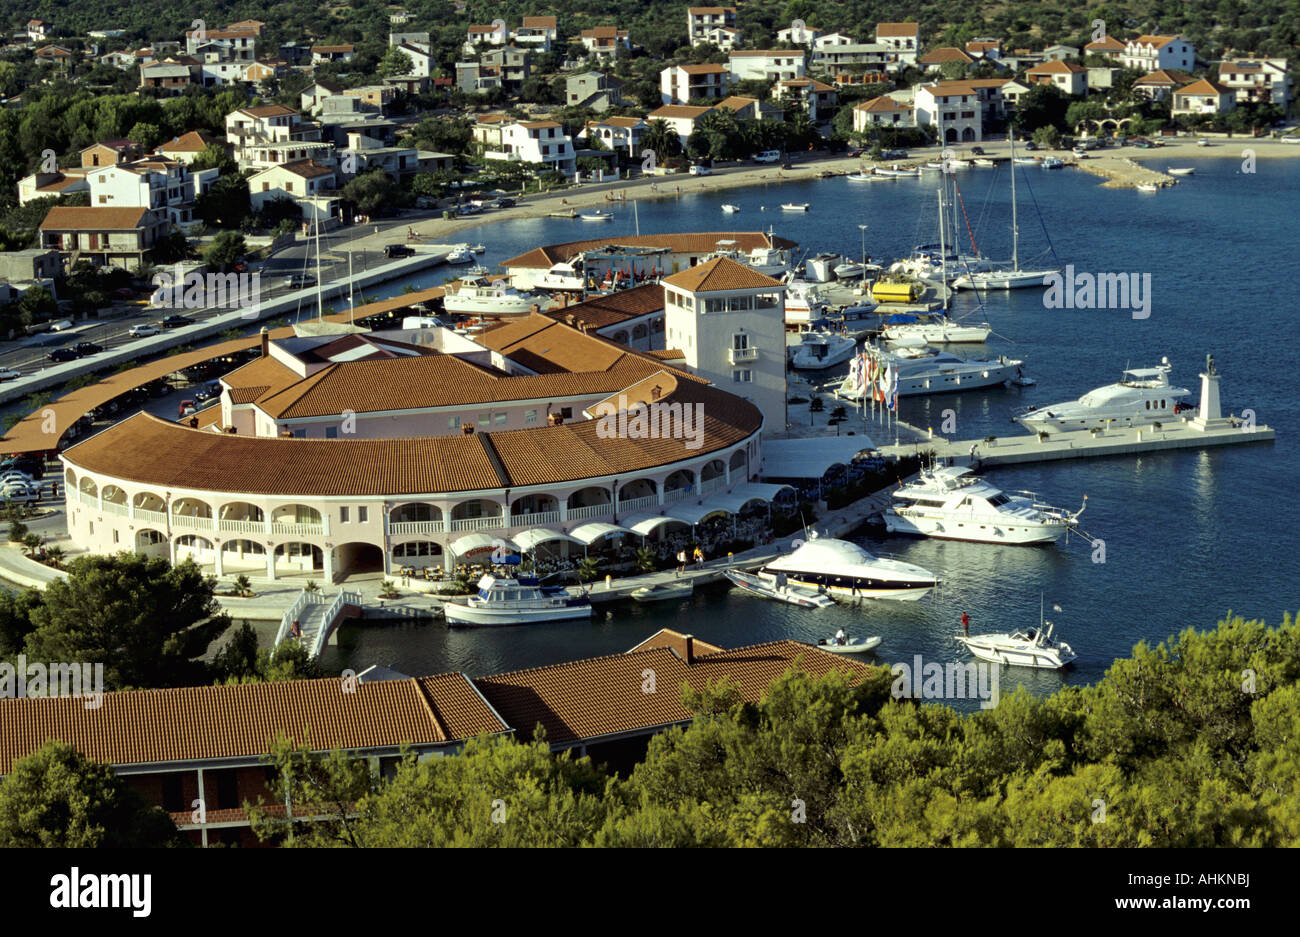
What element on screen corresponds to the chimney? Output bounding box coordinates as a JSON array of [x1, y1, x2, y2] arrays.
[[650, 384, 662, 401], [260, 326, 269, 357], [462, 422, 475, 434], [683, 634, 695, 664]]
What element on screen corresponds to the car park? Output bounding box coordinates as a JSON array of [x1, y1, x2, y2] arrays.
[[47, 347, 81, 363], [129, 324, 160, 337], [384, 244, 416, 258]]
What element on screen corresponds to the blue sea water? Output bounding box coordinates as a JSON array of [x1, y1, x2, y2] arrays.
[[328, 157, 1299, 700]]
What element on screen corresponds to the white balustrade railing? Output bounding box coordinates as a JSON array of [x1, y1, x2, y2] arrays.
[[449, 515, 505, 532], [566, 502, 612, 521], [616, 494, 659, 514], [663, 487, 693, 505], [135, 508, 168, 525], [699, 476, 727, 496], [388, 520, 445, 536], [100, 500, 128, 516], [219, 519, 265, 535], [171, 513, 214, 531], [508, 510, 561, 527], [78, 490, 97, 507], [270, 522, 325, 537], [309, 590, 362, 659], [275, 590, 314, 646]]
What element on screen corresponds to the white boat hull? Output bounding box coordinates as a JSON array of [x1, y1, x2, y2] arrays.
[[883, 324, 991, 344], [816, 636, 882, 654], [631, 583, 693, 602], [952, 269, 1059, 290], [756, 572, 931, 601], [883, 510, 1067, 544], [442, 295, 545, 316], [958, 636, 1075, 668], [791, 342, 856, 370], [444, 602, 592, 626]]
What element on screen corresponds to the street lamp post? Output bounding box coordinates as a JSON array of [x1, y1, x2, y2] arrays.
[[857, 224, 869, 287]]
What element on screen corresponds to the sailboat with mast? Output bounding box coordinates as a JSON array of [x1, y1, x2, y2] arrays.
[[952, 135, 1061, 290]]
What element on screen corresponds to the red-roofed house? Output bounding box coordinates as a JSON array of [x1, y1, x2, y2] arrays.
[[852, 95, 915, 133], [1122, 35, 1194, 72], [1027, 60, 1089, 95], [1172, 78, 1235, 116], [689, 7, 738, 49], [660, 63, 730, 105], [1217, 58, 1292, 106], [580, 26, 630, 59]]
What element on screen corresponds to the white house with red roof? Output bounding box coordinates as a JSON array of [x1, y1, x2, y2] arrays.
[[1216, 58, 1291, 106], [1122, 35, 1195, 73], [1027, 60, 1089, 95], [1171, 78, 1235, 116]]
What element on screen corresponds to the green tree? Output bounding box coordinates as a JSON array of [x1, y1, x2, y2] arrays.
[[21, 554, 231, 690], [0, 741, 182, 847], [379, 47, 414, 78], [203, 230, 247, 270], [642, 119, 682, 164], [342, 169, 408, 217]]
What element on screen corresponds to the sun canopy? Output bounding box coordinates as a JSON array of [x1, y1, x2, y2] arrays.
[[620, 513, 688, 536], [568, 521, 632, 545], [451, 532, 519, 555], [760, 435, 876, 480], [707, 482, 796, 515], [665, 501, 729, 526], [513, 528, 583, 551]]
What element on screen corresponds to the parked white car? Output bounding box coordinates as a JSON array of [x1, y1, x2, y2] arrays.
[[688, 164, 713, 176], [48, 319, 75, 332], [129, 324, 160, 337], [0, 367, 20, 381]]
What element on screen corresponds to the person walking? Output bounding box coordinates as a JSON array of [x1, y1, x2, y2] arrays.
[[676, 550, 686, 577]]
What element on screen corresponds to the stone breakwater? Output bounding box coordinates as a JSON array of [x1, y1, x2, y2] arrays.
[[1072, 156, 1177, 189]]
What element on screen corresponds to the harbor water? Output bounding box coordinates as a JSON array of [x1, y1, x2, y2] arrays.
[[318, 158, 1296, 699]]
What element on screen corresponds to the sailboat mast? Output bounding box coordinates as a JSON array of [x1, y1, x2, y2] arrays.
[[1010, 132, 1020, 274], [313, 211, 324, 321]]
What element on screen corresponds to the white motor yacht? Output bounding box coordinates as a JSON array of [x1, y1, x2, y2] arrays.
[[884, 465, 1084, 545], [1014, 358, 1191, 434], [783, 280, 829, 326], [881, 313, 991, 344], [444, 574, 593, 626], [781, 202, 810, 211], [816, 634, 882, 654], [721, 203, 741, 213], [957, 599, 1076, 668], [535, 262, 586, 291], [705, 240, 794, 278], [442, 276, 549, 317], [725, 569, 835, 608], [837, 345, 1023, 400], [790, 330, 857, 370], [758, 531, 938, 601], [445, 245, 474, 264]]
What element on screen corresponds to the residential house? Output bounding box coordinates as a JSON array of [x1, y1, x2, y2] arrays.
[[81, 140, 145, 169], [713, 95, 782, 122], [1027, 60, 1089, 95], [1000, 78, 1033, 108], [688, 7, 737, 48], [227, 20, 266, 34], [584, 116, 647, 160], [311, 44, 355, 64], [1042, 44, 1080, 61], [774, 78, 837, 122], [1132, 69, 1196, 101], [811, 43, 898, 74], [482, 46, 530, 91], [660, 63, 730, 105], [832, 72, 893, 90], [185, 26, 256, 61], [35, 45, 73, 66], [914, 80, 990, 142], [86, 157, 218, 230], [464, 23, 507, 54], [225, 105, 319, 152], [456, 60, 501, 94], [1217, 58, 1292, 106], [1084, 35, 1125, 60], [874, 22, 920, 67], [239, 140, 338, 174], [482, 120, 576, 175], [301, 79, 343, 114], [155, 130, 223, 165], [16, 169, 90, 206], [248, 159, 340, 224], [139, 60, 197, 94], [852, 95, 915, 132], [777, 24, 822, 46], [514, 16, 557, 51], [1122, 35, 1195, 73], [647, 104, 713, 147], [919, 47, 975, 71], [727, 50, 805, 83], [966, 39, 1002, 60], [814, 33, 856, 49], [38, 206, 168, 270], [392, 42, 433, 77], [580, 26, 630, 59], [567, 72, 624, 110], [26, 19, 51, 43], [470, 113, 511, 154], [1171, 78, 1235, 116], [344, 85, 398, 113]]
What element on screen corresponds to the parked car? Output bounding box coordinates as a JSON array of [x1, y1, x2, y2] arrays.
[[882, 148, 908, 158], [688, 164, 713, 176], [73, 341, 102, 355], [0, 367, 20, 382], [47, 319, 75, 332], [969, 146, 985, 156], [384, 244, 416, 258], [159, 314, 194, 328], [752, 150, 781, 163], [0, 471, 32, 485], [1, 456, 42, 475], [493, 197, 516, 209], [178, 399, 197, 417], [1, 484, 41, 503], [129, 324, 160, 337], [47, 347, 81, 363], [194, 381, 222, 403], [1023, 141, 1039, 151], [284, 274, 316, 289]]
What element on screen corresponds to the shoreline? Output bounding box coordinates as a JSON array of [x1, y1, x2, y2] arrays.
[[372, 139, 1299, 250]]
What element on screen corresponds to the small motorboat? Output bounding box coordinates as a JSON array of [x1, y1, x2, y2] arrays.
[[1040, 157, 1064, 169], [724, 569, 835, 608], [721, 203, 741, 213], [580, 210, 613, 221], [846, 172, 873, 183], [1012, 156, 1038, 165], [816, 635, 882, 655], [874, 165, 920, 177], [974, 158, 997, 167], [445, 246, 473, 264], [444, 574, 592, 626], [781, 202, 810, 212], [630, 581, 694, 602], [470, 243, 486, 253], [833, 261, 865, 279], [945, 158, 972, 169], [1168, 167, 1194, 176], [1136, 183, 1158, 192], [923, 161, 945, 170], [548, 209, 578, 218], [956, 599, 1076, 669]]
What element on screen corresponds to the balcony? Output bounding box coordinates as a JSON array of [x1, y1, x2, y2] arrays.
[[449, 515, 505, 532], [728, 346, 759, 364], [387, 520, 446, 535]]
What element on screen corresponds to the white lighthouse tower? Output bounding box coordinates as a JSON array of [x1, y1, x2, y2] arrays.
[[1190, 353, 1224, 430]]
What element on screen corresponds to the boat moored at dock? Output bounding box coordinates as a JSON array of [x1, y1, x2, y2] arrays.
[[1014, 358, 1191, 434], [444, 575, 593, 626], [758, 531, 938, 601]]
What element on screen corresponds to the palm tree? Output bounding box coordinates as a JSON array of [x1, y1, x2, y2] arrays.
[[636, 547, 657, 574], [233, 574, 252, 597], [643, 119, 682, 164], [304, 580, 320, 594], [44, 546, 64, 568], [22, 532, 42, 556], [576, 556, 600, 583]]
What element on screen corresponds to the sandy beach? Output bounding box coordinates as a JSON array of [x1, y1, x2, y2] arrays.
[[348, 136, 1299, 252]]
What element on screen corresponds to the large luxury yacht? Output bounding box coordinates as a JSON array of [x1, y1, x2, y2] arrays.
[[1014, 358, 1191, 434], [758, 531, 938, 601]]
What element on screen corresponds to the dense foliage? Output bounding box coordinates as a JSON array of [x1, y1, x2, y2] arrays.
[[252, 612, 1300, 847]]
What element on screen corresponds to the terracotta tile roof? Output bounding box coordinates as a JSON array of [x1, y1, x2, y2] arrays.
[[39, 206, 152, 231], [0, 673, 507, 774], [627, 628, 723, 656], [587, 116, 645, 129], [238, 104, 297, 118], [220, 354, 302, 404], [677, 63, 728, 74], [1029, 60, 1087, 74], [158, 130, 219, 153], [474, 639, 874, 746], [502, 231, 795, 270], [1175, 78, 1230, 96], [855, 95, 910, 112], [689, 6, 736, 13], [589, 371, 679, 414], [876, 22, 919, 36], [276, 158, 336, 179], [661, 256, 785, 293], [966, 41, 1001, 53], [522, 16, 557, 28], [920, 47, 975, 65], [649, 104, 713, 120], [34, 174, 88, 193], [1085, 36, 1125, 51], [312, 44, 355, 53], [546, 283, 665, 331], [1131, 35, 1181, 48], [1136, 69, 1195, 86], [781, 77, 835, 92]]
